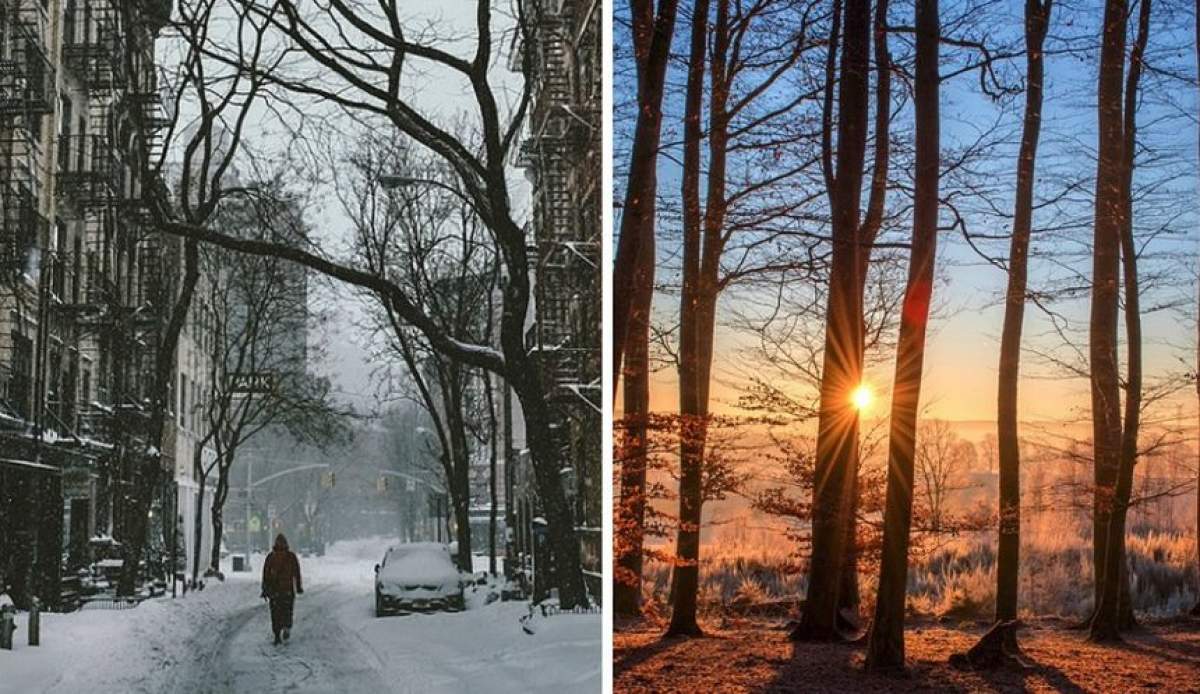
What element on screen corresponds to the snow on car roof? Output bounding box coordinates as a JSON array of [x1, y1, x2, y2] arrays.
[[379, 545, 459, 585], [385, 542, 450, 557]]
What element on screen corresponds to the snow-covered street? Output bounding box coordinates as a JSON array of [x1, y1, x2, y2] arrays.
[[0, 540, 601, 693]]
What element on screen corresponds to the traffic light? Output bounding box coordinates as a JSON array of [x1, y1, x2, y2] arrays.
[[321, 471, 335, 488], [377, 476, 388, 493]]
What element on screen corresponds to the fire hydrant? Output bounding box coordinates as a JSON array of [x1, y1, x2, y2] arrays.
[[28, 597, 39, 646], [0, 603, 15, 650]]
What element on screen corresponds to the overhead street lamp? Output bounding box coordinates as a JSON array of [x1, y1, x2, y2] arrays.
[[241, 462, 332, 569]]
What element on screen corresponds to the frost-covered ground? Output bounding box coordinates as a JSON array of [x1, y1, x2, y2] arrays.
[[0, 538, 600, 693]]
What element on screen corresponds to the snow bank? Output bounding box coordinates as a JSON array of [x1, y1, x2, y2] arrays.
[[334, 596, 601, 693], [0, 579, 259, 693]]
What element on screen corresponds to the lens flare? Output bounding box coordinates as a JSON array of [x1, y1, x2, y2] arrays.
[[851, 384, 872, 411]]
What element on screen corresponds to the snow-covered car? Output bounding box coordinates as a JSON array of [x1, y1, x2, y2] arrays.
[[374, 543, 465, 616]]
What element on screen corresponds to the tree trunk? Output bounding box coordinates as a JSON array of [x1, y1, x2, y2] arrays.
[[838, 0, 893, 624], [863, 0, 939, 671], [612, 0, 679, 396], [793, 0, 870, 642], [117, 239, 201, 596], [506, 361, 589, 607], [1194, 0, 1200, 619], [995, 0, 1052, 626], [663, 0, 712, 638], [442, 364, 474, 571], [1086, 0, 1128, 641], [209, 503, 225, 575], [192, 474, 207, 585], [837, 465, 860, 629], [615, 214, 655, 617], [1091, 0, 1149, 642], [485, 372, 499, 576], [208, 450, 234, 575]]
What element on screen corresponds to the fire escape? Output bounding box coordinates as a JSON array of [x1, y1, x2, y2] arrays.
[[520, 1, 600, 410], [515, 0, 601, 595], [0, 4, 55, 427], [56, 0, 167, 543]]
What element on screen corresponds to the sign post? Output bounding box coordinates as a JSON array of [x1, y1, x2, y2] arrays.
[[244, 458, 253, 571]]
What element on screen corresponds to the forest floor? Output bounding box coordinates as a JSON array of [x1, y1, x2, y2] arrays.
[[614, 614, 1200, 693]]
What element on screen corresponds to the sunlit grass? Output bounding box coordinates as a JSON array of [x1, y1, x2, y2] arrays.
[[640, 515, 1199, 620]]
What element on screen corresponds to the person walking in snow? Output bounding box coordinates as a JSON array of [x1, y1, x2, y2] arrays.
[[261, 533, 303, 645]]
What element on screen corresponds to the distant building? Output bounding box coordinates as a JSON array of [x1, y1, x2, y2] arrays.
[[510, 0, 601, 599]]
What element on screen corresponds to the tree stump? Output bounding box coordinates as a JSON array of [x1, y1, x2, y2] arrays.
[[949, 620, 1030, 671]]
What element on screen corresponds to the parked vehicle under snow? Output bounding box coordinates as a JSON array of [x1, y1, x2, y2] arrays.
[[374, 543, 465, 616]]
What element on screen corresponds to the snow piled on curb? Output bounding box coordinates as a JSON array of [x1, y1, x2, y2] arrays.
[[0, 578, 259, 693]]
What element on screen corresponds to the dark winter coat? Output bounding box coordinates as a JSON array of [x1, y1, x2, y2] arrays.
[[261, 534, 303, 597]]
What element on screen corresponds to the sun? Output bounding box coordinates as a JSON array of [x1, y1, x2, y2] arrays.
[[851, 384, 873, 412]]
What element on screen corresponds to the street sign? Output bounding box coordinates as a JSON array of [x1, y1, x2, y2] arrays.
[[230, 372, 277, 394]]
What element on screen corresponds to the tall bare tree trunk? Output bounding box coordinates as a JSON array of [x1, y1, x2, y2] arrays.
[[441, 364, 474, 572], [612, 0, 679, 396], [192, 476, 206, 585], [1092, 0, 1150, 641], [614, 0, 676, 618], [995, 0, 1052, 626], [615, 217, 655, 616], [668, 0, 729, 637], [485, 372, 499, 576], [838, 0, 893, 625], [665, 0, 710, 637], [1086, 0, 1129, 642], [1191, 0, 1200, 621], [863, 0, 938, 671], [792, 0, 871, 642], [209, 465, 229, 574]]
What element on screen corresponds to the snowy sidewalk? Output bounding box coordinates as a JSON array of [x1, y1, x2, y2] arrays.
[[0, 576, 261, 693], [0, 539, 601, 693]]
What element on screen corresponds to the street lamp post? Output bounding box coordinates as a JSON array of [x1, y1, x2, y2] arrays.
[[240, 462, 331, 569], [244, 458, 252, 568]]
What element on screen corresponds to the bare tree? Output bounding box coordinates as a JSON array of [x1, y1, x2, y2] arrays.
[[915, 420, 975, 533], [666, 0, 824, 637], [113, 0, 272, 595], [343, 136, 498, 573], [1090, 0, 1151, 642], [793, 0, 872, 642], [993, 0, 1052, 635], [196, 193, 345, 577], [124, 0, 592, 607], [612, 0, 679, 398], [864, 0, 939, 670], [1194, 0, 1200, 619]]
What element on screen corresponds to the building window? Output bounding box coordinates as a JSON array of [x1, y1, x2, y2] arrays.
[[180, 373, 188, 428], [10, 333, 33, 420]]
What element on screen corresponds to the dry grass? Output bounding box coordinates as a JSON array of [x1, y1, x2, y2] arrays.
[[641, 515, 1199, 621]]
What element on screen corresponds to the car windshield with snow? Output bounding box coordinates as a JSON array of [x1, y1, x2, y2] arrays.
[[374, 543, 465, 616]]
